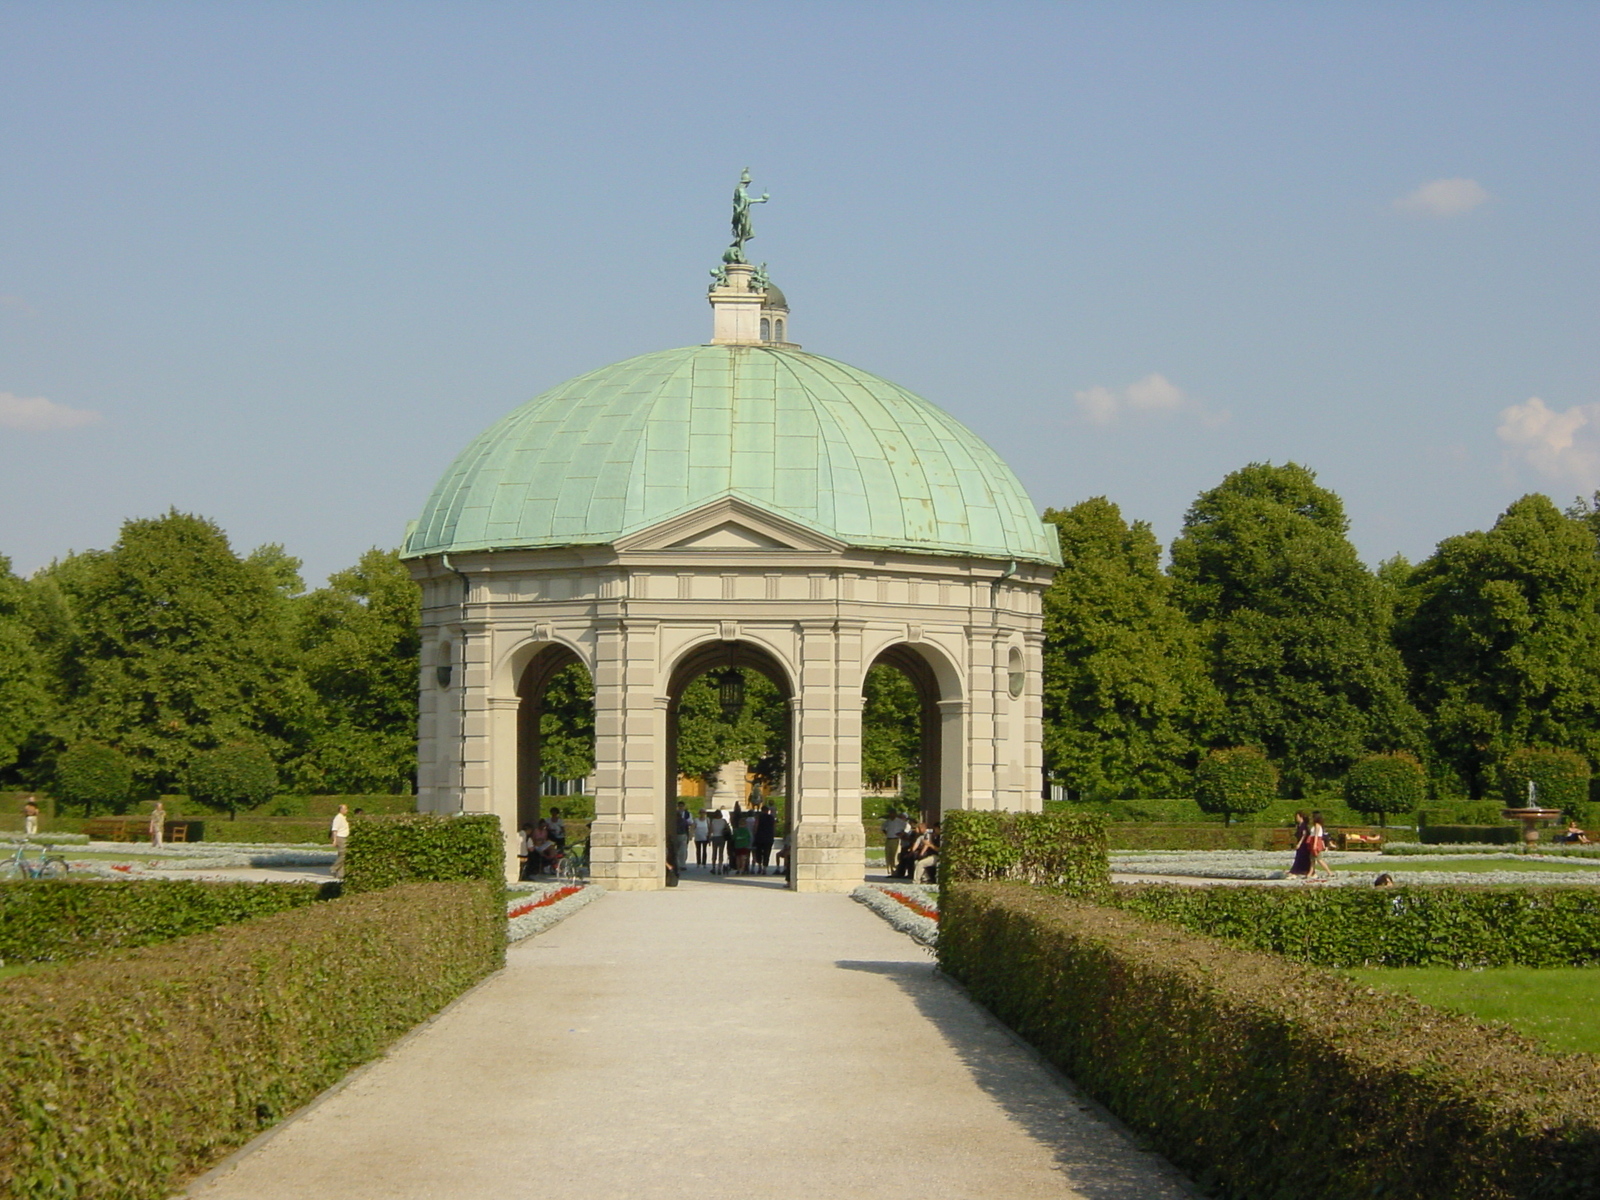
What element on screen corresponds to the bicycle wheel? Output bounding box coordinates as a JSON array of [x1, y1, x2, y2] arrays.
[[0, 860, 25, 881], [37, 857, 69, 879]]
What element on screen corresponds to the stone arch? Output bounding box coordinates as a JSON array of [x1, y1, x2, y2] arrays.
[[516, 644, 592, 832], [865, 641, 965, 825], [664, 638, 797, 881]]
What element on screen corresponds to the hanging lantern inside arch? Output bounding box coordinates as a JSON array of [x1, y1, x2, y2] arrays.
[[718, 668, 745, 722]]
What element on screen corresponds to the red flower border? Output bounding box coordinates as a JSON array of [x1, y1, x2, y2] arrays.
[[881, 889, 938, 922], [508, 885, 582, 919]]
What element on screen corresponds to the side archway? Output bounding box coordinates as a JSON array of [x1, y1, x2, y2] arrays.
[[865, 643, 964, 825], [516, 644, 591, 833]]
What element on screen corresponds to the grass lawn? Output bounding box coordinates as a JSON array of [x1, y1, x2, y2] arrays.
[[1346, 966, 1600, 1055], [1334, 858, 1600, 873], [0, 962, 59, 983]]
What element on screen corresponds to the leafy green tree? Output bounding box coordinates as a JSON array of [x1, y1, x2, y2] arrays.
[[1395, 495, 1600, 796], [184, 743, 279, 819], [45, 511, 309, 793], [0, 557, 48, 778], [1194, 746, 1277, 825], [539, 662, 595, 782], [293, 548, 420, 793], [1170, 463, 1422, 793], [862, 663, 920, 789], [1041, 499, 1217, 798], [1343, 752, 1426, 827], [674, 669, 787, 785], [1497, 746, 1590, 820], [53, 743, 133, 816]]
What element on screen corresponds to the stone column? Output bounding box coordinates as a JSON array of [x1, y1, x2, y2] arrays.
[[938, 699, 968, 818], [790, 620, 865, 892], [589, 619, 664, 890], [486, 695, 522, 880]]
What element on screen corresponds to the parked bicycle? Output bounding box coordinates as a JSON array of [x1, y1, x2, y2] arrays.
[[0, 842, 70, 881], [556, 839, 589, 883]]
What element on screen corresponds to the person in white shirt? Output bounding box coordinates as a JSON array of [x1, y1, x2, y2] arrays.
[[880, 810, 907, 876], [330, 804, 351, 879], [693, 811, 710, 866]]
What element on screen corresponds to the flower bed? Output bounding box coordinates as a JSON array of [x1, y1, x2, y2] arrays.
[[504, 881, 603, 941], [851, 883, 939, 947], [56, 846, 336, 879], [1109, 848, 1600, 885], [1383, 842, 1600, 859]]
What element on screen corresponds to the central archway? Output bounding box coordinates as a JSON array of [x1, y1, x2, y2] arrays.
[[665, 640, 795, 885]]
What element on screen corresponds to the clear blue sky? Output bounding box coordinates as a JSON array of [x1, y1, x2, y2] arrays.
[[3, 2, 1596, 586]]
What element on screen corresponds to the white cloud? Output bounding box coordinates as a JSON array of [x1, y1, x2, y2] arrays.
[[1496, 397, 1600, 488], [0, 391, 101, 432], [1073, 373, 1225, 427], [1394, 177, 1490, 218]]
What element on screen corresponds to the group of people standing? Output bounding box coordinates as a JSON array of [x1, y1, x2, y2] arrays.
[[1287, 810, 1335, 881], [677, 800, 781, 876], [879, 809, 940, 883]]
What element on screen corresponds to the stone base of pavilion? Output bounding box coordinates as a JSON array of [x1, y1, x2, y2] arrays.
[[587, 818, 865, 892]]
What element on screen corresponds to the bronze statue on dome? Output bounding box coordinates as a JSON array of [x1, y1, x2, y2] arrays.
[[727, 168, 768, 264]]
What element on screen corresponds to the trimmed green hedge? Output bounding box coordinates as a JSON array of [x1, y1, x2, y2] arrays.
[[0, 880, 332, 965], [940, 882, 1600, 1200], [1048, 797, 1375, 827], [1420, 801, 1508, 826], [1114, 883, 1600, 968], [1106, 823, 1276, 851], [1344, 752, 1426, 825], [939, 810, 1108, 898], [1194, 745, 1277, 823], [0, 881, 504, 1199], [342, 813, 504, 893], [1422, 824, 1519, 845]]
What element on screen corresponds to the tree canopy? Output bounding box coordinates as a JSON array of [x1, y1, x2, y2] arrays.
[[1040, 498, 1216, 798], [1169, 463, 1421, 793], [1395, 494, 1600, 796]]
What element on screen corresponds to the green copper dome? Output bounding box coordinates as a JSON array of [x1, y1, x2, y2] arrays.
[[404, 344, 1060, 565]]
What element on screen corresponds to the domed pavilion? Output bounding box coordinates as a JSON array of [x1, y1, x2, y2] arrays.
[[403, 182, 1060, 889]]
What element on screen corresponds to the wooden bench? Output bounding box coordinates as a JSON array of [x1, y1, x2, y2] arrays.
[[1336, 831, 1384, 851], [83, 818, 202, 843], [1267, 828, 1386, 852]]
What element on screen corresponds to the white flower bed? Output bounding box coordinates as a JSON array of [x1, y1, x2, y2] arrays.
[[0, 832, 89, 845], [52, 846, 336, 878], [81, 841, 330, 858], [1110, 847, 1600, 885], [1113, 863, 1289, 880], [505, 881, 604, 942], [1382, 842, 1600, 860], [851, 883, 938, 947]]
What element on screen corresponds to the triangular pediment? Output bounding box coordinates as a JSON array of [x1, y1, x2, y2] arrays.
[[614, 495, 846, 554], [669, 521, 790, 550]]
